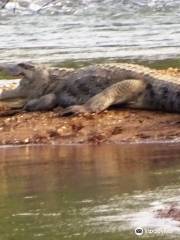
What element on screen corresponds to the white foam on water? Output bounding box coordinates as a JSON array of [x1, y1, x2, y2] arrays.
[[1, 1, 180, 63], [85, 186, 180, 237]]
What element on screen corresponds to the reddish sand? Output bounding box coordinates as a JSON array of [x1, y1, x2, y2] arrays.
[[0, 109, 179, 145], [0, 67, 179, 145]]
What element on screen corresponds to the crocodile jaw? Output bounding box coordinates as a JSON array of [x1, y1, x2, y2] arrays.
[[0, 63, 23, 76]]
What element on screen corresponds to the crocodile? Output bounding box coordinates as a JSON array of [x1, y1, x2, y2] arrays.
[[0, 62, 180, 115]]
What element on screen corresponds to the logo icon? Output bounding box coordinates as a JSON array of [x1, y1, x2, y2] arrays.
[[135, 227, 144, 236]]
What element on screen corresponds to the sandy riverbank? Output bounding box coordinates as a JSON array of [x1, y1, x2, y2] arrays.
[[0, 67, 179, 145], [0, 109, 179, 145]]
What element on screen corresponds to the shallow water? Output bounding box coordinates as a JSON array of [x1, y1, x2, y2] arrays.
[[1, 0, 180, 64], [0, 143, 179, 239], [0, 2, 180, 239]]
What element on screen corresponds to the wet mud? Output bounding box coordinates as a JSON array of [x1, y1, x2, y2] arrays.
[[0, 67, 179, 145]]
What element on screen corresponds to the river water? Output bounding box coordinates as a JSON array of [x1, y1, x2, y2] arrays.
[[0, 1, 180, 239], [0, 143, 180, 240], [0, 0, 180, 64]]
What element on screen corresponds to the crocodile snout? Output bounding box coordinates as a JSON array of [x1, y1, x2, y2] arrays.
[[0, 63, 23, 76]]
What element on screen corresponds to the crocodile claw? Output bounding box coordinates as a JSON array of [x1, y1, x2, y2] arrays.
[[59, 105, 89, 116]]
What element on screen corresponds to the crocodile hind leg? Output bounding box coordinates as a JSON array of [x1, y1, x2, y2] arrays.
[[60, 79, 146, 116], [24, 93, 57, 111]]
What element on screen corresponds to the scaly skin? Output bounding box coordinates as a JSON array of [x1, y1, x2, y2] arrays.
[[0, 62, 180, 115]]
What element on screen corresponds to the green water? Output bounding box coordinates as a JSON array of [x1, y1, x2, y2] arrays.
[[2, 1, 180, 64], [0, 143, 179, 240]]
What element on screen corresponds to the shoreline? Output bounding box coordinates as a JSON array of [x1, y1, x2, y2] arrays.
[[0, 139, 180, 148]]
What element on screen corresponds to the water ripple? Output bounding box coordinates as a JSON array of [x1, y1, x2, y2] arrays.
[[0, 1, 180, 63]]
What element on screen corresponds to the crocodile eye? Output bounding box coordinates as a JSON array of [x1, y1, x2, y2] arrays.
[[51, 74, 59, 81]]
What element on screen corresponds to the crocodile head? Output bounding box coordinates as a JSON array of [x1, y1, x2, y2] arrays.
[[0, 62, 51, 99], [0, 62, 50, 81], [0, 62, 35, 77]]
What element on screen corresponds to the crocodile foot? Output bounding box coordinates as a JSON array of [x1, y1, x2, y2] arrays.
[[59, 105, 89, 116]]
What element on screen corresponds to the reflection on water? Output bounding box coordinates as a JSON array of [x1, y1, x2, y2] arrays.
[[1, 1, 180, 63], [0, 143, 179, 239]]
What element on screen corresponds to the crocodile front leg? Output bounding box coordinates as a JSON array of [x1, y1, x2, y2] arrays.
[[24, 93, 57, 111], [60, 79, 146, 115], [0, 87, 22, 100]]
